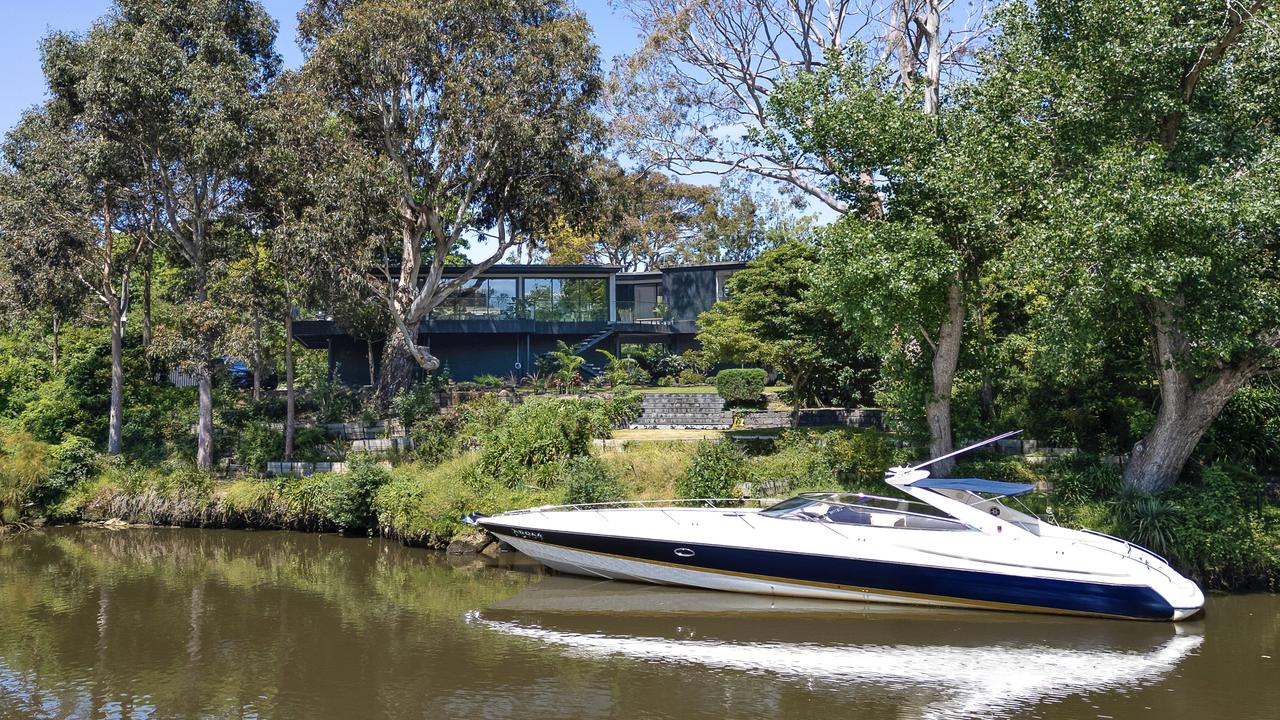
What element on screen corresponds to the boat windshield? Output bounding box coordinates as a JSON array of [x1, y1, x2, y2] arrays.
[[760, 493, 969, 531]]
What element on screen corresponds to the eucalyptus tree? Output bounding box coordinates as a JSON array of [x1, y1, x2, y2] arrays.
[[0, 22, 157, 455], [249, 70, 393, 459], [615, 0, 994, 471], [990, 0, 1280, 491], [296, 0, 603, 403], [83, 0, 281, 469]]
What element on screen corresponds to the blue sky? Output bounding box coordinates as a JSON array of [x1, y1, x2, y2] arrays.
[[0, 1, 643, 137]]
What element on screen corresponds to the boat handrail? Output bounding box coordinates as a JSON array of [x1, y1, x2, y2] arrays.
[[1076, 529, 1172, 581], [1079, 528, 1169, 565], [513, 498, 782, 514]]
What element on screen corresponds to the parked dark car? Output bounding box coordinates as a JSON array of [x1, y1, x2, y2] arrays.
[[219, 357, 278, 391]]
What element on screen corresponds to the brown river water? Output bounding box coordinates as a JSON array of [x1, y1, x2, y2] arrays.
[[1, 528, 1276, 720]]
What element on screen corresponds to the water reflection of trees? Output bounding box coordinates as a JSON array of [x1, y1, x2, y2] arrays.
[[0, 529, 539, 718]]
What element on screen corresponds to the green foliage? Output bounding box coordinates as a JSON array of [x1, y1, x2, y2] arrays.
[[235, 424, 282, 472], [698, 241, 877, 408], [0, 430, 49, 519], [478, 397, 600, 487], [1160, 465, 1278, 590], [623, 344, 684, 379], [318, 454, 392, 531], [1198, 381, 1280, 472], [749, 432, 836, 496], [1047, 457, 1124, 508], [1109, 488, 1179, 560], [311, 373, 356, 423], [676, 441, 747, 499], [37, 435, 98, 507], [409, 411, 467, 467], [562, 456, 623, 505], [373, 455, 558, 545], [598, 349, 649, 387], [543, 341, 585, 391], [471, 374, 506, 388], [391, 383, 438, 430], [714, 368, 767, 406], [677, 368, 705, 386]]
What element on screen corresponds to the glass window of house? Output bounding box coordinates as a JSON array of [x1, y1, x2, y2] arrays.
[[716, 270, 735, 300], [561, 278, 606, 321], [523, 278, 559, 320], [486, 278, 517, 317]]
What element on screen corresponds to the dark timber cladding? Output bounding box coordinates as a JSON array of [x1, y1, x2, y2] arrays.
[[292, 261, 747, 383]]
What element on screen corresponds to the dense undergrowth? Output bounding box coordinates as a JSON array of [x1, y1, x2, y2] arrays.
[[3, 388, 1278, 590]]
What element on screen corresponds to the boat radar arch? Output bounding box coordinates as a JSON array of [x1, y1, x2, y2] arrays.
[[887, 430, 1024, 487]]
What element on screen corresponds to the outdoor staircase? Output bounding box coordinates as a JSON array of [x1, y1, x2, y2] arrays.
[[540, 327, 616, 379], [630, 392, 732, 429]]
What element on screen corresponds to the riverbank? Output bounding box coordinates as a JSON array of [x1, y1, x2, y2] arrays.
[[6, 394, 1279, 592], [22, 447, 1278, 594]]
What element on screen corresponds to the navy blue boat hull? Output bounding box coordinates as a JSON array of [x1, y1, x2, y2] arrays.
[[481, 521, 1178, 621]]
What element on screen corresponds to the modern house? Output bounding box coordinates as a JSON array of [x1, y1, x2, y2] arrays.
[[294, 261, 746, 384]]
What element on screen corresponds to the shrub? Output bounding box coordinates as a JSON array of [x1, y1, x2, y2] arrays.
[[479, 398, 597, 487], [1047, 456, 1123, 506], [598, 392, 643, 428], [454, 392, 512, 440], [677, 369, 705, 386], [714, 368, 767, 406], [311, 373, 356, 423], [824, 430, 897, 490], [749, 433, 836, 496], [1160, 464, 1278, 590], [321, 454, 392, 531], [392, 382, 438, 429], [410, 412, 464, 466], [625, 345, 684, 378], [676, 441, 748, 499], [37, 435, 99, 507], [599, 350, 650, 387], [1109, 487, 1179, 560], [374, 455, 558, 545], [472, 374, 506, 388], [0, 430, 49, 520], [236, 423, 283, 471], [562, 456, 623, 505], [657, 375, 675, 387]]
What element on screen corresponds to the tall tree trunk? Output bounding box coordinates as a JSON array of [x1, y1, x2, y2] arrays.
[[284, 312, 295, 461], [922, 0, 943, 115], [141, 245, 153, 349], [926, 281, 965, 476], [195, 261, 214, 471], [107, 305, 125, 455], [1123, 300, 1258, 491], [366, 339, 376, 388], [196, 374, 214, 469], [251, 312, 263, 402], [50, 315, 60, 374], [375, 330, 438, 407]]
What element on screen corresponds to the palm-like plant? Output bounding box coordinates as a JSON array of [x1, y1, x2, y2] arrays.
[[548, 341, 585, 393]]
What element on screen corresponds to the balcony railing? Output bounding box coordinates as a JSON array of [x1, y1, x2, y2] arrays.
[[431, 300, 608, 323], [615, 301, 667, 324]]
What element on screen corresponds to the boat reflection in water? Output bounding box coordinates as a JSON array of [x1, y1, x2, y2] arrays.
[[469, 576, 1204, 720]]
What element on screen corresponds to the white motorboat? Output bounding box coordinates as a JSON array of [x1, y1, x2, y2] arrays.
[[468, 432, 1205, 620]]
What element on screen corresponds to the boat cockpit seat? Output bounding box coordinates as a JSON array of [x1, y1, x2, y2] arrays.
[[824, 506, 872, 525]]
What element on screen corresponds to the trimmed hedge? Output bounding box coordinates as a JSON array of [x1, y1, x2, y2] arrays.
[[714, 368, 767, 405]]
